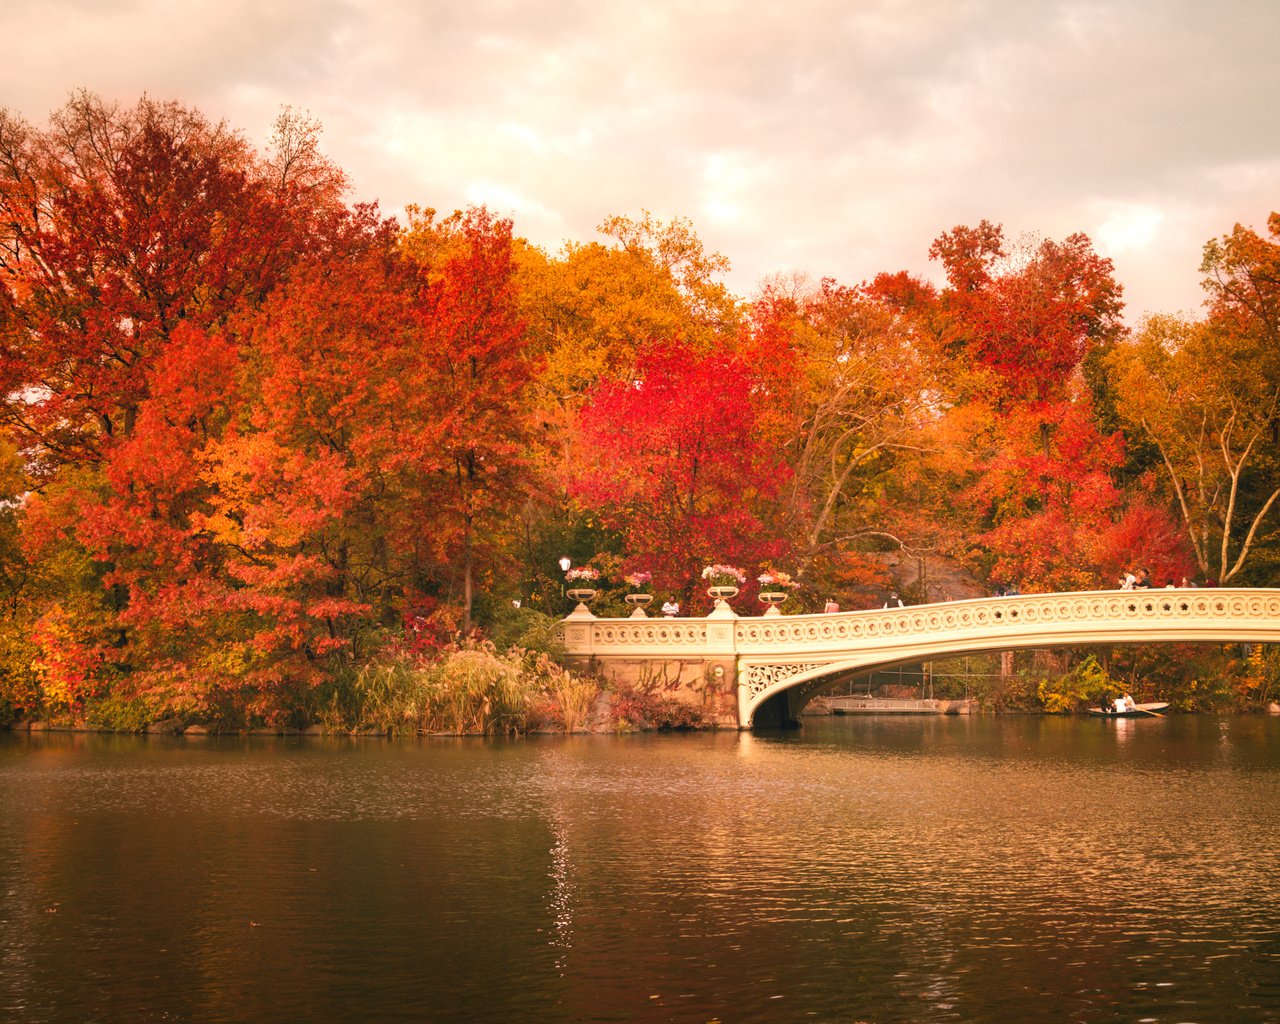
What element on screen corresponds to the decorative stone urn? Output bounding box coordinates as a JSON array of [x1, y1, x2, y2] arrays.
[[707, 585, 739, 606], [625, 593, 653, 618], [566, 588, 597, 613], [757, 591, 787, 616]]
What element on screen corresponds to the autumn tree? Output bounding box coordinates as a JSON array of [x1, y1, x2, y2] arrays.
[[571, 339, 792, 606], [509, 213, 743, 609], [402, 206, 532, 632], [882, 222, 1141, 592], [1201, 211, 1280, 347], [0, 93, 356, 717], [0, 93, 340, 469], [742, 281, 938, 601], [1107, 312, 1280, 584]]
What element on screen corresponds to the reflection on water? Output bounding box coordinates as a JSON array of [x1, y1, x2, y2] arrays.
[[1, 717, 1278, 1023]]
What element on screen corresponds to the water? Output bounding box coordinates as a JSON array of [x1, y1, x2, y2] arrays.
[[2, 716, 1279, 1023]]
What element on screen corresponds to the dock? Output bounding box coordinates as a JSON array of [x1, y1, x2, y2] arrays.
[[825, 696, 976, 715]]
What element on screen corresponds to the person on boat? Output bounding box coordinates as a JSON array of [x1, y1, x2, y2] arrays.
[[1120, 693, 1137, 712]]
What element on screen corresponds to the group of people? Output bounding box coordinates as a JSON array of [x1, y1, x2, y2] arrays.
[[1101, 692, 1139, 714], [1119, 568, 1198, 590], [660, 594, 895, 615]]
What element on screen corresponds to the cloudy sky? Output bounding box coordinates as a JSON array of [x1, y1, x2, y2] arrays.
[[4, 0, 1277, 321]]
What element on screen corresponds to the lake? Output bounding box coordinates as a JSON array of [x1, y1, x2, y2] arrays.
[[2, 715, 1278, 1023]]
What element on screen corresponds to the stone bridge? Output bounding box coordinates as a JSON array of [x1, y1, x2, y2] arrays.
[[560, 588, 1280, 728]]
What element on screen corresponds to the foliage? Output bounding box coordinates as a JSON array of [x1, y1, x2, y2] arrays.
[[0, 92, 1275, 726], [82, 692, 162, 733], [1038, 655, 1114, 713], [571, 339, 793, 606], [610, 681, 705, 731], [1107, 312, 1280, 583]]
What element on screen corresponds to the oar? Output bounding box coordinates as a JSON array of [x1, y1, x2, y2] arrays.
[[1135, 706, 1164, 718]]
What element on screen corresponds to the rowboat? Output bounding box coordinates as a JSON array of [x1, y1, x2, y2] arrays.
[[1088, 702, 1170, 718]]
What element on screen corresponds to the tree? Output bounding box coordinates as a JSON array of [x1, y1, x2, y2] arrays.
[[571, 339, 792, 604], [1107, 313, 1280, 583], [1200, 211, 1280, 348], [0, 93, 362, 719], [402, 207, 532, 632], [928, 222, 1124, 406], [0, 93, 333, 470], [744, 280, 938, 600]]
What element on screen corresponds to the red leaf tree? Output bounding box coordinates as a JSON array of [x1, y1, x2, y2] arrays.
[[571, 339, 792, 606]]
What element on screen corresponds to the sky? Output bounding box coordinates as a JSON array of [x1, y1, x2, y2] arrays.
[[3, 0, 1277, 322]]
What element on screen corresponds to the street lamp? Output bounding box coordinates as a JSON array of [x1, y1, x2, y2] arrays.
[[558, 557, 571, 609]]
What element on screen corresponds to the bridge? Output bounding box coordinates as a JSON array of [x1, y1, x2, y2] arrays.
[[560, 588, 1280, 728]]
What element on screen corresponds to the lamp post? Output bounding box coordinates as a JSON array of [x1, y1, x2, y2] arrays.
[[558, 557, 571, 608]]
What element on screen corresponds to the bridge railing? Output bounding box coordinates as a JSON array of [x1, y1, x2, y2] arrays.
[[562, 588, 1280, 661]]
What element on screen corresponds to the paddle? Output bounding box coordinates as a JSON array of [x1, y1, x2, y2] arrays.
[[1135, 706, 1165, 718]]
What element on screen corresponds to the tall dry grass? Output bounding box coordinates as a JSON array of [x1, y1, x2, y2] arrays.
[[311, 638, 599, 735]]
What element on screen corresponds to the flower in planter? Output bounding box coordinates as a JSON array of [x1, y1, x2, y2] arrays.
[[623, 571, 652, 592], [565, 566, 601, 584], [757, 570, 799, 590], [701, 564, 746, 587]]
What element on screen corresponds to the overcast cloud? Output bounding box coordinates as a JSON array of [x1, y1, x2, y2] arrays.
[[3, 0, 1277, 320]]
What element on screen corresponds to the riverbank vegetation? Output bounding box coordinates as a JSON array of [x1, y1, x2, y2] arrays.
[[1, 93, 1278, 731]]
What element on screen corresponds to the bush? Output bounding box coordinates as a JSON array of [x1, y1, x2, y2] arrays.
[[611, 681, 704, 731], [1038, 654, 1113, 713], [82, 692, 160, 733]]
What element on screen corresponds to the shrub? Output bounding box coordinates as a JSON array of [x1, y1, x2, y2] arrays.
[[611, 681, 704, 731], [1039, 654, 1113, 713]]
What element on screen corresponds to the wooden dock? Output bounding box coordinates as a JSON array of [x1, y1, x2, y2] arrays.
[[824, 696, 976, 715]]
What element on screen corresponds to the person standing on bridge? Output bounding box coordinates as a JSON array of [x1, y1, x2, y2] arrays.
[[661, 599, 679, 617], [883, 592, 903, 608], [824, 598, 840, 613]]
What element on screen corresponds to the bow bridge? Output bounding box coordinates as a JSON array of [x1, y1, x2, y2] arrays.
[[561, 588, 1280, 728]]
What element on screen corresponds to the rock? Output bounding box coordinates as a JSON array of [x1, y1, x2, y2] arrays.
[[183, 723, 209, 735], [145, 718, 184, 734]]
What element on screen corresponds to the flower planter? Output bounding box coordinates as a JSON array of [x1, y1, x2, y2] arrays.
[[566, 588, 597, 612], [707, 585, 739, 606], [758, 591, 787, 616], [625, 593, 653, 617]]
